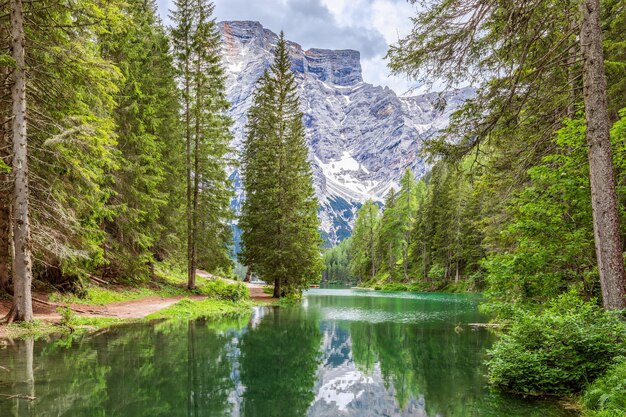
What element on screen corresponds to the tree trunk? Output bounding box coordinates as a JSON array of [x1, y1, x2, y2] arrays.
[[580, 0, 626, 309], [189, 68, 202, 291], [185, 34, 194, 290], [10, 0, 33, 321], [0, 24, 11, 293], [0, 190, 10, 293], [244, 266, 252, 283], [273, 277, 281, 298]]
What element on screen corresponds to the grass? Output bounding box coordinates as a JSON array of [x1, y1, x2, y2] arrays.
[[2, 264, 254, 340], [48, 265, 247, 306], [145, 297, 253, 321], [581, 356, 626, 417], [3, 315, 127, 339]]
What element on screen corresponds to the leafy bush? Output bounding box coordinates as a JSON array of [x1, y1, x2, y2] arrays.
[[486, 293, 626, 395], [428, 264, 445, 281], [582, 357, 626, 417], [204, 280, 250, 302]]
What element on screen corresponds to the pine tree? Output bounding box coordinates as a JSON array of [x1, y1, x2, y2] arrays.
[[0, 10, 11, 293], [9, 0, 33, 321], [171, 0, 234, 288], [100, 0, 182, 281], [2, 0, 124, 321], [396, 169, 420, 280], [389, 0, 626, 308], [349, 200, 380, 283], [240, 32, 323, 298], [377, 188, 402, 280]]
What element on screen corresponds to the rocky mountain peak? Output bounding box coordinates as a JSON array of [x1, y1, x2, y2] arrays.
[[219, 21, 473, 245], [303, 48, 362, 86], [220, 21, 362, 88]]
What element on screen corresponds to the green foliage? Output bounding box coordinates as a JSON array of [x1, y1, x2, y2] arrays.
[[582, 356, 626, 417], [0, 160, 10, 173], [428, 264, 445, 281], [100, 0, 184, 281], [57, 306, 76, 330], [350, 161, 483, 291], [145, 297, 251, 321], [170, 0, 235, 283], [203, 280, 250, 302], [349, 200, 380, 283], [486, 294, 626, 395], [23, 0, 124, 282], [239, 32, 323, 297], [322, 237, 354, 284]]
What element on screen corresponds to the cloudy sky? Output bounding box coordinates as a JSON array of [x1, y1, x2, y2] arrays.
[[156, 0, 422, 95]]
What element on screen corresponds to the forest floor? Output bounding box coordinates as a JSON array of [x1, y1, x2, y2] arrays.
[[0, 270, 274, 339]]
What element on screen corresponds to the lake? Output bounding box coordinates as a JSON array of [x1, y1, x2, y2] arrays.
[[0, 289, 576, 416]]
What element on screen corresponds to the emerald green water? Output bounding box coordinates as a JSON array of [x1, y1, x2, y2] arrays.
[[0, 290, 576, 416]]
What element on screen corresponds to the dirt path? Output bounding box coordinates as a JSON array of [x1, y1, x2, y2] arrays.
[[196, 270, 274, 302], [0, 294, 207, 322], [0, 271, 274, 333]]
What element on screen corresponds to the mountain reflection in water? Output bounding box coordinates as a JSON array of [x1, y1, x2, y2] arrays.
[[0, 290, 576, 417]]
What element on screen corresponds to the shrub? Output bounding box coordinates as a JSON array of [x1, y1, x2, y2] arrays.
[[486, 293, 626, 395], [57, 306, 77, 331], [582, 357, 626, 417], [428, 264, 445, 281], [204, 280, 250, 302]]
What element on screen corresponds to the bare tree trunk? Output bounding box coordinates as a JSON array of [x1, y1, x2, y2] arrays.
[[566, 3, 579, 118], [0, 184, 10, 293], [184, 36, 194, 290], [244, 266, 252, 283], [0, 24, 11, 293], [580, 0, 626, 309], [188, 67, 202, 291], [10, 0, 33, 321]]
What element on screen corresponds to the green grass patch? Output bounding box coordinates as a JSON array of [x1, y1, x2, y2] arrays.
[[50, 266, 249, 306], [145, 298, 253, 321], [3, 315, 127, 340], [582, 356, 626, 417]]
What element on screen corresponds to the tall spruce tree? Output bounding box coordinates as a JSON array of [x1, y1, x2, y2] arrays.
[[100, 0, 182, 281], [171, 0, 234, 288], [2, 0, 123, 322], [240, 32, 322, 298], [349, 200, 380, 283], [377, 189, 402, 280], [396, 169, 420, 280]]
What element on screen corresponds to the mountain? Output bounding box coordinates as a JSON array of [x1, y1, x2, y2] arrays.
[[219, 21, 473, 245]]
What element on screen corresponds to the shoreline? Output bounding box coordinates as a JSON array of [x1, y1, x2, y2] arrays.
[[0, 275, 275, 340]]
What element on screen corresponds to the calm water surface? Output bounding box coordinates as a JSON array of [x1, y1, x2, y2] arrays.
[[0, 289, 576, 416]]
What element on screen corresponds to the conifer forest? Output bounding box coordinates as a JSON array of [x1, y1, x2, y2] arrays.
[[0, 1, 625, 416]]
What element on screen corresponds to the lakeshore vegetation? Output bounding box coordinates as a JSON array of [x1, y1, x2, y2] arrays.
[[0, 0, 625, 415], [0, 0, 322, 325], [330, 0, 626, 414]]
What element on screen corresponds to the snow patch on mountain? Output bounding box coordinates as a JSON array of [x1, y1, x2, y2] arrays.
[[219, 21, 474, 245]]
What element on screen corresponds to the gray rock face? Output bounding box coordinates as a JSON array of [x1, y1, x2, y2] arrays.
[[220, 21, 473, 245]]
